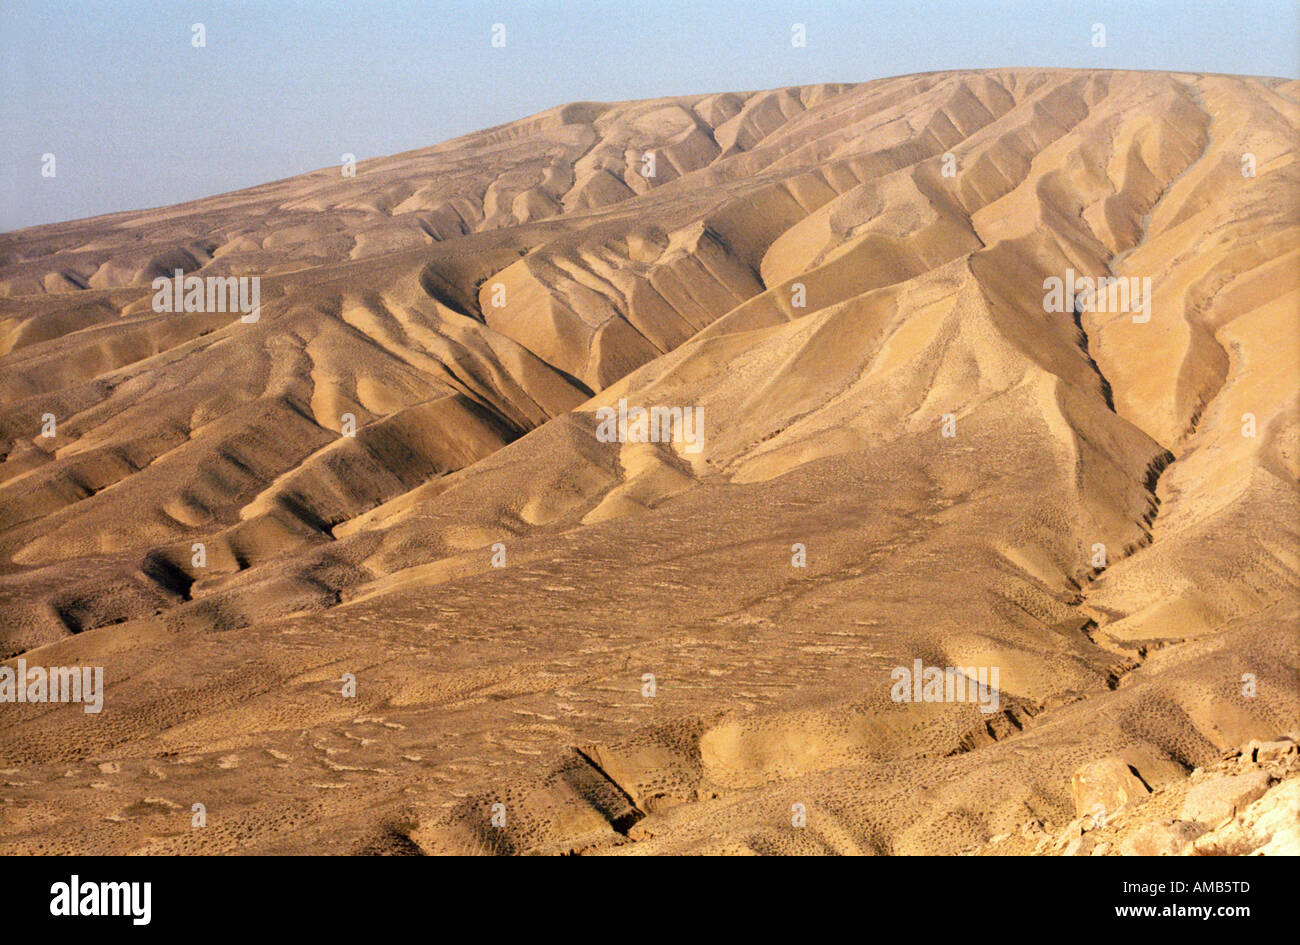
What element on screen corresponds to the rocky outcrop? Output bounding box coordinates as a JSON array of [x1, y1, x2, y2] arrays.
[[1071, 758, 1151, 821], [1042, 734, 1300, 856]]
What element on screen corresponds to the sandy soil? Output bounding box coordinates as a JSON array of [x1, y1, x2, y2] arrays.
[[0, 69, 1296, 854]]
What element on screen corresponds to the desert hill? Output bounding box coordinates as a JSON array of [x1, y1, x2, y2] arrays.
[[0, 68, 1297, 855]]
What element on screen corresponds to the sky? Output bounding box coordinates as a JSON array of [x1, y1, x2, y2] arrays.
[[2, 0, 1297, 232]]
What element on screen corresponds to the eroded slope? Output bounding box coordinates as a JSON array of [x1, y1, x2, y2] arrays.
[[0, 69, 1296, 855]]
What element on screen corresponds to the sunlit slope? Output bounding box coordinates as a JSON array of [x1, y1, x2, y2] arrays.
[[0, 69, 1296, 855]]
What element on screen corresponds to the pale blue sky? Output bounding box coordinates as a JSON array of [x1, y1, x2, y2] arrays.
[[2, 0, 1297, 232]]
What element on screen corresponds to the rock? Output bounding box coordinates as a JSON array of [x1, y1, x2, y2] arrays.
[[1062, 835, 1095, 856], [1071, 758, 1151, 820], [1253, 740, 1298, 764], [1180, 771, 1271, 825], [1059, 817, 1084, 840], [626, 822, 655, 842], [1254, 826, 1300, 855], [1092, 841, 1110, 856], [1191, 779, 1300, 855], [1192, 828, 1248, 856], [1119, 819, 1204, 856]]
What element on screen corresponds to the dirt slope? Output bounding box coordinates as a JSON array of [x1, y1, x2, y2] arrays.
[[0, 69, 1297, 855]]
